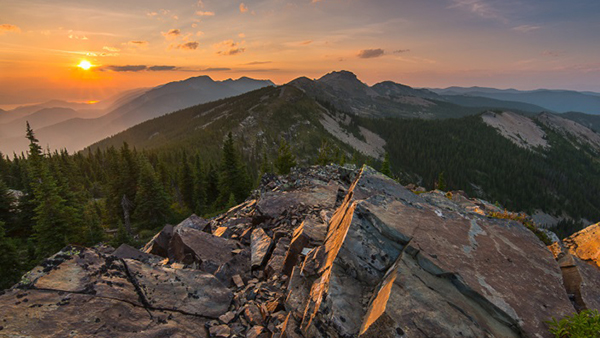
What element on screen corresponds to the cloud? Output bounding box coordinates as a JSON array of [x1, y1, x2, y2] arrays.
[[219, 48, 245, 55], [148, 65, 178, 71], [215, 39, 246, 56], [357, 48, 384, 59], [448, 0, 505, 22], [203, 67, 231, 71], [174, 41, 199, 50], [99, 65, 183, 72], [513, 25, 541, 33], [162, 28, 181, 40], [103, 46, 121, 52], [127, 40, 149, 48], [394, 49, 410, 53], [0, 24, 21, 34], [244, 61, 272, 65], [542, 50, 562, 57], [196, 11, 215, 16], [102, 65, 148, 72], [238, 33, 246, 38], [240, 3, 249, 13]]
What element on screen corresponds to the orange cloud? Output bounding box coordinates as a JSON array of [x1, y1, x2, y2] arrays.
[[240, 3, 249, 13], [162, 28, 181, 40], [0, 24, 20, 34], [173, 41, 199, 50], [127, 40, 149, 48], [196, 11, 215, 16]]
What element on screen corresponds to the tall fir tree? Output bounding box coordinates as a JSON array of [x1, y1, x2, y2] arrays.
[[218, 133, 250, 204], [178, 153, 194, 210], [0, 221, 20, 289], [192, 154, 207, 216], [275, 138, 297, 175], [380, 152, 392, 177], [133, 155, 170, 230], [25, 123, 76, 258]]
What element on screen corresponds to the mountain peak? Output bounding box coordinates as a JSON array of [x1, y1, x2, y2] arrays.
[[317, 70, 360, 83]]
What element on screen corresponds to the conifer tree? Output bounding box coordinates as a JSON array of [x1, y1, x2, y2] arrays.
[[133, 155, 170, 230], [437, 172, 447, 191], [26, 123, 75, 258], [193, 154, 207, 216], [219, 133, 250, 204], [0, 178, 14, 226], [0, 221, 20, 289], [179, 153, 194, 210], [275, 138, 297, 175], [381, 152, 392, 177]]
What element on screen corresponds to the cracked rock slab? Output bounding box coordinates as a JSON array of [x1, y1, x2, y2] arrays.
[[125, 259, 233, 318]]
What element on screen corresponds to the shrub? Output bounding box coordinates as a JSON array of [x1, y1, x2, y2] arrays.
[[548, 310, 600, 337]]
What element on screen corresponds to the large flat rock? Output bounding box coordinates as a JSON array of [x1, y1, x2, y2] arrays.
[[125, 259, 233, 318]]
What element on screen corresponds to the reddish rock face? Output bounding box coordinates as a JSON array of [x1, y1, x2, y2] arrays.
[[563, 222, 600, 268]]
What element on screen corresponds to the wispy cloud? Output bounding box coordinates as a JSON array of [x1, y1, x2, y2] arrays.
[[542, 50, 563, 57], [101, 65, 148, 72], [357, 48, 385, 59], [172, 41, 199, 50], [196, 11, 215, 16], [240, 3, 249, 13], [394, 49, 410, 54], [448, 0, 506, 22], [243, 61, 272, 65], [0, 24, 21, 34], [149, 65, 177, 71], [215, 40, 246, 56], [103, 46, 121, 52], [162, 28, 181, 40], [127, 40, 149, 48], [512, 25, 541, 33]]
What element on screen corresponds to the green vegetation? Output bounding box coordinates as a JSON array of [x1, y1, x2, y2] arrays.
[[356, 115, 600, 231], [488, 210, 552, 245], [548, 310, 600, 337]]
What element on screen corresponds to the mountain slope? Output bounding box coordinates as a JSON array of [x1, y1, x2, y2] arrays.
[[0, 76, 274, 154]]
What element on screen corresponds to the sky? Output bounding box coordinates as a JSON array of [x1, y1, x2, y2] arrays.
[[1, 0, 599, 107]]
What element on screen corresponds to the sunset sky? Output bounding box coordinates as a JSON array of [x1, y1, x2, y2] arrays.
[[1, 0, 599, 107]]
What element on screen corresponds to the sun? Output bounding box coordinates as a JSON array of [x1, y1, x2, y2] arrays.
[[77, 60, 93, 70]]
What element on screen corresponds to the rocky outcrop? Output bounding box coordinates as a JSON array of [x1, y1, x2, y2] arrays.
[[1, 165, 589, 337]]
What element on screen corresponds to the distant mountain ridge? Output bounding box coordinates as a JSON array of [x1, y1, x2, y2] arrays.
[[431, 86, 600, 115], [0, 76, 274, 154]]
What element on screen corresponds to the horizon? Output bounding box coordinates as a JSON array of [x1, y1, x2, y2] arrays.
[[2, 70, 600, 111], [1, 0, 600, 106]]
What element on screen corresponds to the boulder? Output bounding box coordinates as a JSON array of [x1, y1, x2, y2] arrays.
[[558, 254, 600, 311], [265, 237, 290, 278], [142, 223, 173, 257], [125, 258, 233, 318], [251, 228, 273, 268], [169, 226, 238, 272], [113, 243, 161, 263], [296, 166, 575, 337]]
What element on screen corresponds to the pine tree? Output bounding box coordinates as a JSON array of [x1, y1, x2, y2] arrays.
[[381, 152, 392, 177], [26, 123, 76, 258], [0, 178, 14, 225], [179, 153, 194, 210], [84, 202, 104, 245], [0, 221, 20, 289], [437, 171, 447, 191], [275, 138, 297, 175], [133, 156, 170, 230], [193, 154, 207, 216], [218, 133, 250, 204], [317, 139, 333, 166], [259, 150, 272, 175]]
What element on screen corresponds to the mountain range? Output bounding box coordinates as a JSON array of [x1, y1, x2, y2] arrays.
[[0, 77, 273, 154], [431, 86, 600, 115]]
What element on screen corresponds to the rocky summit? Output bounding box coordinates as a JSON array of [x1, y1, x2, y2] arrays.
[[2, 165, 600, 337]]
